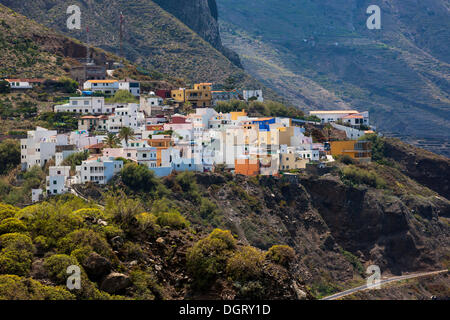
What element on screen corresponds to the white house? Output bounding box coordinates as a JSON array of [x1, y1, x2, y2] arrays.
[[76, 157, 123, 185], [119, 80, 140, 97], [20, 127, 59, 170], [140, 94, 164, 116], [107, 103, 145, 133], [309, 110, 369, 126], [31, 189, 43, 203], [54, 96, 111, 115], [83, 80, 119, 96], [5, 79, 45, 89], [46, 166, 71, 195], [243, 90, 263, 102]]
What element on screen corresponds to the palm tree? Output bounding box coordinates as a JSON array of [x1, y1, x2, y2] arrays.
[[118, 127, 135, 146], [104, 132, 120, 148]]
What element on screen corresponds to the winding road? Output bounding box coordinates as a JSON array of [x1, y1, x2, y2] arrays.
[[321, 269, 448, 300]]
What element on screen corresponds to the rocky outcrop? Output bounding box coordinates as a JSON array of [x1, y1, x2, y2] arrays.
[[383, 138, 450, 200], [194, 171, 450, 287], [83, 253, 112, 281], [100, 273, 131, 294], [153, 0, 242, 67]]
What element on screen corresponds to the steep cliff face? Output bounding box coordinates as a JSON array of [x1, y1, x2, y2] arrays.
[[153, 0, 242, 67], [191, 170, 450, 297]]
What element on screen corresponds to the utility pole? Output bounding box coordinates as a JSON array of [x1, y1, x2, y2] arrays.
[[119, 12, 124, 58], [86, 25, 90, 62]]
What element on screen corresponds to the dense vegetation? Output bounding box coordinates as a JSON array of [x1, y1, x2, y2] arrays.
[[0, 193, 295, 300], [0, 139, 20, 175]]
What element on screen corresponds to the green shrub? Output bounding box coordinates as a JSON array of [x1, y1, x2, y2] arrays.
[[341, 165, 386, 189], [266, 245, 295, 268], [186, 229, 237, 289], [70, 246, 95, 265], [0, 248, 33, 276], [156, 211, 189, 230], [102, 225, 125, 240], [43, 254, 80, 285], [136, 212, 160, 234], [61, 151, 89, 171], [361, 134, 385, 162], [129, 269, 163, 300], [0, 233, 34, 252], [199, 198, 218, 220], [0, 203, 18, 221], [0, 139, 20, 175], [0, 218, 27, 234], [72, 208, 105, 221], [174, 171, 201, 203], [105, 195, 144, 229], [121, 163, 160, 193], [0, 275, 76, 300], [209, 229, 237, 250], [57, 229, 112, 259], [17, 200, 85, 247], [226, 246, 265, 282], [235, 281, 265, 300], [121, 242, 145, 262], [337, 155, 356, 165]]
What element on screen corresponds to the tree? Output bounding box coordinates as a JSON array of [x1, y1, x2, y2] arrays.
[[118, 127, 135, 146], [0, 80, 10, 94], [121, 163, 159, 192], [104, 133, 120, 148], [109, 90, 137, 103], [0, 140, 20, 175], [182, 101, 193, 114]]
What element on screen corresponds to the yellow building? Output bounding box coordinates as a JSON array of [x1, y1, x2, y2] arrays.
[[171, 83, 212, 107], [280, 153, 309, 170], [171, 89, 185, 103], [330, 140, 372, 162], [230, 109, 247, 121]]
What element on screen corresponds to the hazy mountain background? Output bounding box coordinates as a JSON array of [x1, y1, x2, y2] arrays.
[[216, 0, 450, 156]]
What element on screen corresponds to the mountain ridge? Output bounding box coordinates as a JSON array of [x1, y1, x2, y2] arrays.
[[217, 0, 450, 156]]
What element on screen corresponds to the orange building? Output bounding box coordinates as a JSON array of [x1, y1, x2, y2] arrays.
[[230, 109, 247, 121], [148, 137, 172, 149], [330, 140, 372, 162], [234, 158, 260, 176], [148, 137, 173, 167]]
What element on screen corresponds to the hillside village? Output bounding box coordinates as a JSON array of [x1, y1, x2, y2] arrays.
[[3, 76, 374, 202], [0, 3, 449, 303]]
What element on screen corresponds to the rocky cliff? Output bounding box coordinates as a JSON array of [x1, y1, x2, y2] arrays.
[[153, 0, 242, 67]]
